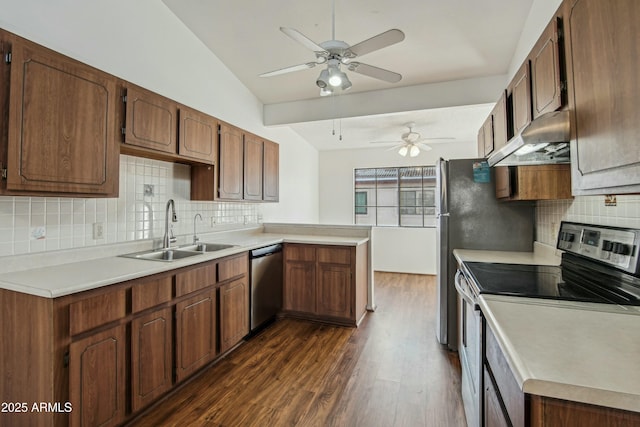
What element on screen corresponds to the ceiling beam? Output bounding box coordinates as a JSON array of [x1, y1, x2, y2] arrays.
[[263, 74, 507, 126]]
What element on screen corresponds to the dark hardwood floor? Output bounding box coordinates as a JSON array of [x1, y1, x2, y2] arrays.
[[129, 272, 466, 427]]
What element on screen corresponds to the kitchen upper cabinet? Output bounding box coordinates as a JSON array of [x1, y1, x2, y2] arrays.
[[69, 324, 127, 427], [178, 105, 217, 164], [175, 288, 217, 382], [477, 127, 486, 158], [283, 243, 368, 326], [0, 29, 119, 197], [530, 17, 564, 119], [491, 92, 508, 151], [131, 307, 172, 412], [122, 83, 178, 154], [219, 277, 249, 353], [218, 122, 244, 200], [263, 139, 280, 202], [482, 116, 494, 157], [243, 133, 264, 201], [495, 165, 572, 201], [509, 61, 532, 136], [565, 0, 640, 194]]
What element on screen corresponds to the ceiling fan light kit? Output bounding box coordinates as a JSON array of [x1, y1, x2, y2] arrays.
[[370, 121, 453, 157], [259, 0, 405, 97]]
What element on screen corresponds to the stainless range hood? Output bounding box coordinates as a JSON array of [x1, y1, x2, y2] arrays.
[[487, 110, 571, 166]]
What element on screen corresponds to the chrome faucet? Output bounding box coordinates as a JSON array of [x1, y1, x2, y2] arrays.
[[163, 199, 178, 249], [193, 213, 202, 244]]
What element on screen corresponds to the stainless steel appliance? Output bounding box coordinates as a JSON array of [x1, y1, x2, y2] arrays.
[[457, 222, 640, 427], [436, 158, 535, 351], [249, 244, 283, 333]]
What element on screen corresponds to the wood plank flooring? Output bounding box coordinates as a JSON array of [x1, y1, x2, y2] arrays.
[[129, 272, 466, 427]]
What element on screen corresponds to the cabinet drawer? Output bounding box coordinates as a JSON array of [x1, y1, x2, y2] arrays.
[[132, 275, 173, 313], [486, 326, 525, 427], [69, 288, 126, 335], [218, 253, 248, 282], [318, 247, 351, 265], [175, 263, 216, 297], [285, 244, 316, 262]]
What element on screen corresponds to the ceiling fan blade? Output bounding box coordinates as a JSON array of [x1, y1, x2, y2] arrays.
[[385, 144, 405, 151], [348, 29, 405, 58], [416, 137, 455, 142], [370, 140, 403, 144], [348, 62, 402, 83], [280, 27, 327, 54], [259, 62, 318, 77], [417, 143, 433, 151]]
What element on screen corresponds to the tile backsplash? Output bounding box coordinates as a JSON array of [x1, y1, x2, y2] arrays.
[[536, 195, 640, 246], [0, 155, 262, 257]]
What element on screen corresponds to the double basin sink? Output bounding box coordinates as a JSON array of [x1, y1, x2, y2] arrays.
[[121, 242, 235, 262]]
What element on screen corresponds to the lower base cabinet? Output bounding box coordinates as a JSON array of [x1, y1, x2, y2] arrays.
[[69, 324, 126, 427], [283, 242, 368, 326], [131, 307, 172, 412], [219, 277, 249, 354], [175, 289, 217, 383]]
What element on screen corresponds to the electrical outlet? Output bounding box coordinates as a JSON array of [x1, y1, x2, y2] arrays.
[[143, 184, 155, 197], [93, 222, 104, 240]]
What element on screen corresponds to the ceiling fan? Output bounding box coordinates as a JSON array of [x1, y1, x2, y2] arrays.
[[370, 122, 455, 157], [258, 0, 405, 96]]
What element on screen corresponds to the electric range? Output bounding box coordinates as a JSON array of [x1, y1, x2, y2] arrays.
[[461, 222, 640, 306]]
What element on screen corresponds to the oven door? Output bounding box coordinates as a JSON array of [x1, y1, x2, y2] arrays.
[[456, 269, 483, 427]]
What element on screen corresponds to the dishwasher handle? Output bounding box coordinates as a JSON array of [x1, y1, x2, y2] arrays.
[[250, 244, 283, 259]]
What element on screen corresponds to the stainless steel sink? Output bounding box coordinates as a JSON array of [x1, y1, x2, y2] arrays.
[[179, 242, 236, 253], [120, 248, 204, 262]]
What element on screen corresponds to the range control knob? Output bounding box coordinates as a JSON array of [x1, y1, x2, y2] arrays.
[[613, 242, 631, 256], [602, 240, 613, 252], [565, 233, 575, 242]]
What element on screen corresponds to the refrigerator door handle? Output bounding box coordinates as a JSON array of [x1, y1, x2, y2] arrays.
[[437, 213, 450, 218]]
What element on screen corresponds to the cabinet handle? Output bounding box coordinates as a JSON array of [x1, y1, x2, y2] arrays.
[[63, 351, 69, 368]]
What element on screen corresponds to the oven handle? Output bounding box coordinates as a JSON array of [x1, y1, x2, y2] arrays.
[[454, 269, 477, 306]]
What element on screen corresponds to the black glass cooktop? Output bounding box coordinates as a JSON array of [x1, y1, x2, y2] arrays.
[[462, 261, 640, 305]]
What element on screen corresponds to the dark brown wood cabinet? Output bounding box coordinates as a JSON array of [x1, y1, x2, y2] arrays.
[[178, 105, 217, 164], [565, 0, 640, 194], [263, 139, 280, 202], [477, 127, 486, 157], [175, 288, 217, 382], [0, 29, 119, 197], [219, 277, 249, 353], [482, 115, 494, 157], [509, 61, 532, 136], [69, 324, 127, 427], [243, 133, 264, 201], [530, 17, 564, 119], [122, 83, 178, 154], [495, 164, 572, 201], [283, 243, 368, 326], [217, 122, 244, 200], [491, 92, 508, 152]]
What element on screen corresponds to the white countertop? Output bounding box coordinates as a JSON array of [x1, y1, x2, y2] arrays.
[[480, 295, 640, 413], [0, 230, 368, 298], [453, 242, 561, 266]]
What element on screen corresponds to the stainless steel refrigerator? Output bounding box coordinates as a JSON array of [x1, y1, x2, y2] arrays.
[[435, 158, 534, 351]]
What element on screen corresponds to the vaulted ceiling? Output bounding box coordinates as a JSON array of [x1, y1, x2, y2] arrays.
[[163, 0, 535, 151]]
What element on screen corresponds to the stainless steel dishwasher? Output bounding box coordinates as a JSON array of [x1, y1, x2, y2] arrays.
[[249, 244, 283, 333]]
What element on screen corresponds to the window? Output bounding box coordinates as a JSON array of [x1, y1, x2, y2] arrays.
[[354, 166, 437, 227]]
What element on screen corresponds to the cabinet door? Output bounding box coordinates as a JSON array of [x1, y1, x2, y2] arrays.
[[316, 264, 352, 319], [284, 261, 316, 313], [477, 127, 485, 158], [492, 92, 508, 152], [263, 140, 280, 202], [69, 325, 126, 427], [123, 84, 177, 154], [218, 123, 244, 200], [243, 134, 263, 201], [494, 166, 512, 199], [4, 34, 119, 196], [219, 277, 249, 353], [531, 17, 563, 119], [482, 116, 494, 156], [510, 61, 532, 135], [131, 307, 172, 412], [178, 105, 217, 164], [567, 0, 640, 194], [175, 289, 217, 382]]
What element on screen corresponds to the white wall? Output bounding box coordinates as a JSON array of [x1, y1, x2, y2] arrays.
[[0, 0, 319, 225], [319, 139, 478, 274]]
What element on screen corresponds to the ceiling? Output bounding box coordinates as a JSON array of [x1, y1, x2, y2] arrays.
[[162, 0, 534, 151]]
